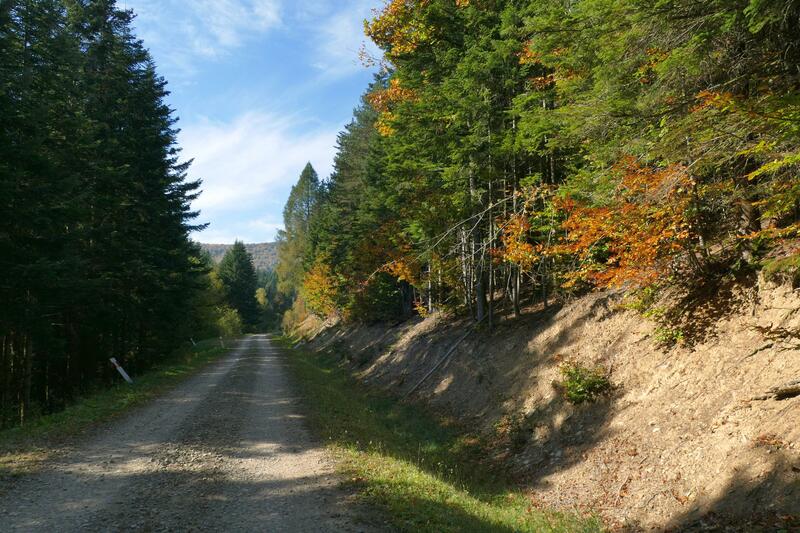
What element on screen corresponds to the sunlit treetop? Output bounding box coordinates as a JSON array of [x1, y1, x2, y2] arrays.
[[365, 0, 432, 59], [365, 0, 471, 61]]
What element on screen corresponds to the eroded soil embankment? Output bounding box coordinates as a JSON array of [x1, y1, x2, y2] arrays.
[[300, 278, 800, 531]]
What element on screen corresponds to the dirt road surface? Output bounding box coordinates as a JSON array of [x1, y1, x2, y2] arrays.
[[0, 335, 376, 532]]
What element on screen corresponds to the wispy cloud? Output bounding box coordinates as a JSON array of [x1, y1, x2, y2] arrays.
[[129, 0, 382, 84], [128, 0, 282, 79], [198, 217, 283, 244], [122, 1, 384, 243], [308, 1, 382, 80], [246, 217, 285, 240], [180, 111, 337, 241]]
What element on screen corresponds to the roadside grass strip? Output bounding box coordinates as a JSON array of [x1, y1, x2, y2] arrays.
[[279, 337, 604, 533], [0, 338, 230, 478]]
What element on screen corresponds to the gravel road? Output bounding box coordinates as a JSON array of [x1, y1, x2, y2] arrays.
[[0, 335, 376, 532]]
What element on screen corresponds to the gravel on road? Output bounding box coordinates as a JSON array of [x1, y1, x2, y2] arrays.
[[0, 335, 376, 532]]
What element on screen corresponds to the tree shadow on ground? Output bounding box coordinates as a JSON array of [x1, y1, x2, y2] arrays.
[[406, 294, 618, 484], [662, 269, 757, 348], [310, 289, 799, 531], [284, 308, 608, 531], [660, 451, 800, 532], [1, 466, 377, 531], [284, 338, 604, 532]]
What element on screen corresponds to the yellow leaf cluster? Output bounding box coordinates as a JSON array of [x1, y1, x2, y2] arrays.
[[301, 261, 339, 317], [367, 79, 416, 137], [494, 214, 539, 269], [365, 0, 431, 58]]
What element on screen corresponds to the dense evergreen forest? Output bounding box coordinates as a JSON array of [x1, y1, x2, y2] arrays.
[[0, 1, 267, 428], [275, 0, 800, 331]]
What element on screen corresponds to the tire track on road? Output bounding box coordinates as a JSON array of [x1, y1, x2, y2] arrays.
[[0, 335, 376, 532]]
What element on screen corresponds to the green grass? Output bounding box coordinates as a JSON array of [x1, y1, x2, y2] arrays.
[[0, 338, 229, 477], [277, 337, 604, 533], [762, 253, 800, 285]]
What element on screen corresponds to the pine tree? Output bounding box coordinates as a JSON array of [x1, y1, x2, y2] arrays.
[[1, 0, 208, 427], [276, 163, 321, 296], [218, 242, 260, 329]]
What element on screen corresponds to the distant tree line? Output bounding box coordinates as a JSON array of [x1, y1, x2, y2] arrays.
[[274, 0, 800, 330], [201, 242, 279, 272]]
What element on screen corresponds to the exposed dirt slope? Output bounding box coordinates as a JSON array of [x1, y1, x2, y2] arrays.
[[0, 336, 375, 532], [301, 277, 800, 531]]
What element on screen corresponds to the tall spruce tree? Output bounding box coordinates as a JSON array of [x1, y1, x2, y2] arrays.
[[0, 0, 207, 427], [217, 242, 260, 329], [276, 163, 321, 296]]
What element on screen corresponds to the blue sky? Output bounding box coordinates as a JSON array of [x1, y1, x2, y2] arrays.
[[125, 0, 382, 243]]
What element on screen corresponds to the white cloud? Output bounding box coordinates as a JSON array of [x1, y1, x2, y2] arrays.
[[128, 0, 382, 83], [120, 1, 386, 243], [128, 0, 282, 78], [307, 1, 382, 80], [180, 110, 337, 240], [195, 218, 282, 243], [246, 217, 285, 238], [192, 0, 280, 51]]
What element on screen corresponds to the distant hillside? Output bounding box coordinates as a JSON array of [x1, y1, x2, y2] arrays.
[[200, 242, 278, 272]]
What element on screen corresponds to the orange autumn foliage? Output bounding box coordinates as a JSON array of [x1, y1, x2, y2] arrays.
[[383, 256, 421, 285], [350, 221, 414, 280], [518, 41, 541, 65], [367, 78, 416, 113], [365, 0, 472, 60], [366, 79, 417, 136], [529, 74, 555, 90], [556, 159, 694, 288], [636, 48, 669, 84], [692, 90, 736, 113], [494, 214, 539, 269]]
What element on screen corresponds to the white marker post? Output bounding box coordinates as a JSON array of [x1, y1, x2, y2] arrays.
[[109, 358, 134, 384], [219, 336, 225, 348]]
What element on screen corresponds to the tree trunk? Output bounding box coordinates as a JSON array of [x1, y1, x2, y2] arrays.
[[488, 185, 494, 330], [427, 263, 433, 314], [21, 334, 33, 425], [739, 197, 762, 262], [476, 263, 486, 322], [542, 259, 549, 309]]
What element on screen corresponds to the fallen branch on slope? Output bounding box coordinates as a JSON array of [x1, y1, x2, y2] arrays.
[[404, 315, 486, 398], [751, 379, 800, 401]]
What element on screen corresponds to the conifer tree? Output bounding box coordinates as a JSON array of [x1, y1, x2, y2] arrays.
[[0, 0, 208, 427], [276, 163, 321, 296], [218, 242, 260, 328]]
